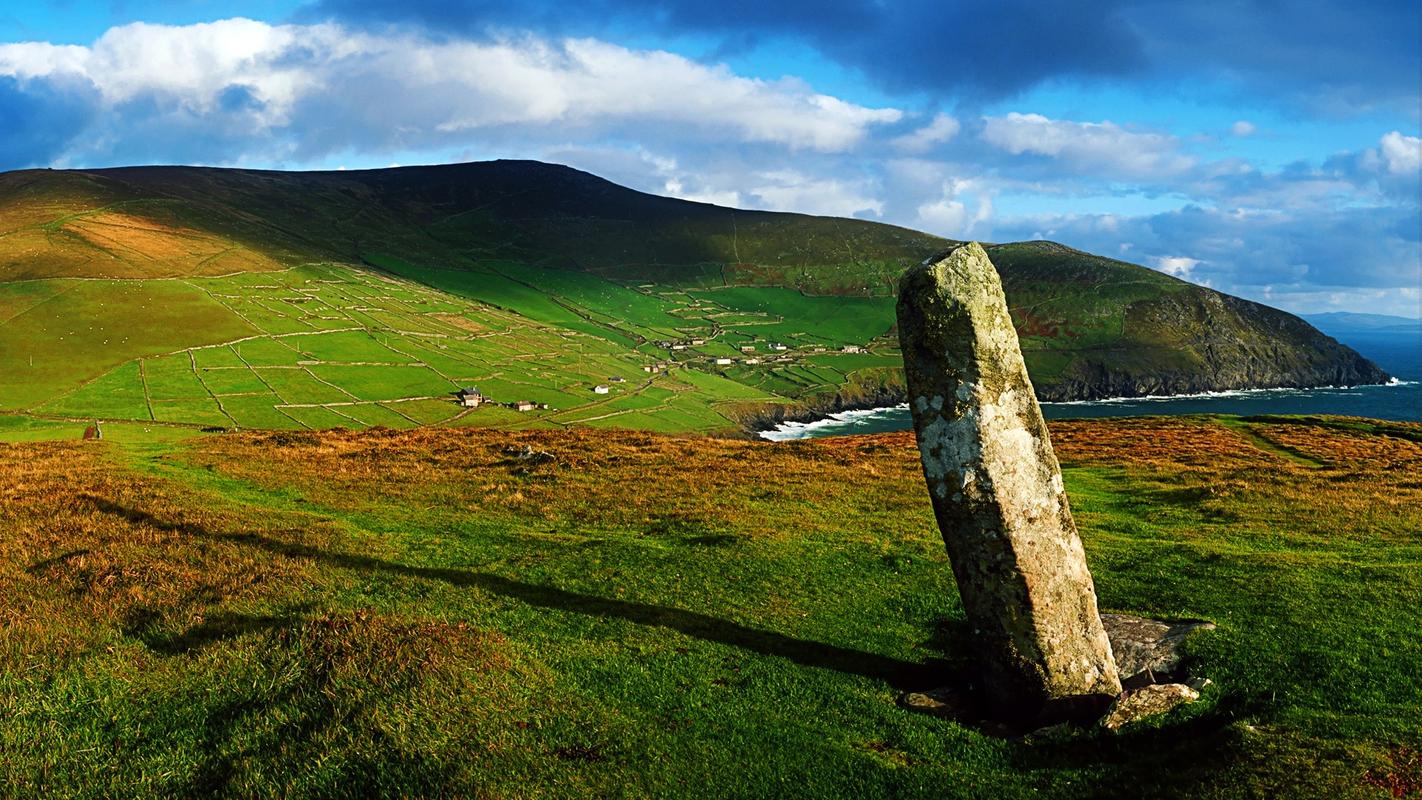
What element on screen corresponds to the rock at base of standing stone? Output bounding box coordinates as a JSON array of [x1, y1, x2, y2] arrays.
[[1100, 683, 1201, 730], [1102, 613, 1217, 689], [897, 242, 1121, 722]]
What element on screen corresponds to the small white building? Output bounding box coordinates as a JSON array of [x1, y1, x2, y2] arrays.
[[512, 400, 536, 412], [593, 384, 611, 394], [609, 376, 627, 383], [740, 345, 756, 353], [714, 357, 733, 365], [842, 345, 863, 354], [769, 342, 788, 351], [458, 387, 485, 408], [744, 358, 761, 365], [690, 338, 706, 346]]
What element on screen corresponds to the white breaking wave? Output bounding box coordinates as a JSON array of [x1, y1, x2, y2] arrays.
[[758, 404, 909, 442]]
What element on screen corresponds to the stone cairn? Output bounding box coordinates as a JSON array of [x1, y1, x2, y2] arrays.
[[896, 242, 1123, 722]]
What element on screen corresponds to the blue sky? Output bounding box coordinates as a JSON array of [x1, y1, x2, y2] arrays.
[[1, 0, 1418, 317]]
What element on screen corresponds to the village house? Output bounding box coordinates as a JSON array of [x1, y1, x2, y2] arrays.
[[512, 400, 537, 412], [458, 387, 485, 407], [714, 357, 733, 365], [689, 338, 706, 346], [842, 345, 863, 354], [769, 342, 788, 351], [740, 345, 756, 353], [609, 376, 627, 383], [744, 358, 761, 365], [593, 384, 611, 394]]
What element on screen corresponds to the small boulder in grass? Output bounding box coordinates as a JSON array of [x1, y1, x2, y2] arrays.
[[899, 686, 977, 720], [1100, 683, 1201, 730]]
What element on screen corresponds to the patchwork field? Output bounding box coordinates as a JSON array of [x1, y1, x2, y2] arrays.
[[2, 256, 912, 437], [1, 414, 1418, 797]]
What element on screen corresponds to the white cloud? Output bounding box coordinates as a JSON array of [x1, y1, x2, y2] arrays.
[[1378, 131, 1421, 175], [1151, 255, 1202, 280], [890, 113, 960, 153], [981, 112, 1194, 177], [0, 19, 902, 160], [748, 170, 883, 218], [1230, 120, 1256, 137], [909, 178, 992, 238]]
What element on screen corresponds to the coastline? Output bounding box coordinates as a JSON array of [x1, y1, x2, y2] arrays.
[[757, 378, 1420, 441]]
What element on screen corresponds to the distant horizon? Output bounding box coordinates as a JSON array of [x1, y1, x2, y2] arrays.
[[1304, 310, 1422, 322]]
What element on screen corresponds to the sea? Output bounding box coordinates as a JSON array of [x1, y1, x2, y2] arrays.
[[761, 330, 1422, 441]]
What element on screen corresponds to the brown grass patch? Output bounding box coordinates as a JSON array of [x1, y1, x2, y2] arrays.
[[64, 211, 281, 276], [190, 426, 933, 542], [1050, 416, 1279, 470], [1365, 745, 1422, 798], [278, 610, 510, 688], [430, 313, 490, 334], [0, 441, 339, 665]]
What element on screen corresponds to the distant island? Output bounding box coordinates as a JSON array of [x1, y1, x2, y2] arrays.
[[0, 160, 1388, 436]]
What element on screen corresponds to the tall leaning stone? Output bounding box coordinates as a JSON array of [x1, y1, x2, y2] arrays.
[[897, 242, 1121, 720]]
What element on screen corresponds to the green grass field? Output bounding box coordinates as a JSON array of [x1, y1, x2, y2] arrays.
[[1, 415, 1417, 797]]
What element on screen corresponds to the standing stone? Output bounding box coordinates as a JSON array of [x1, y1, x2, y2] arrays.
[[897, 242, 1121, 720]]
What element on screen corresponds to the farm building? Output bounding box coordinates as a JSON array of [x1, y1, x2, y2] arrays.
[[609, 376, 627, 383], [744, 358, 761, 365], [458, 387, 485, 407], [714, 357, 733, 365], [740, 345, 756, 353], [689, 338, 705, 346], [593, 385, 611, 394], [512, 400, 537, 412], [769, 342, 788, 351], [842, 345, 863, 354]]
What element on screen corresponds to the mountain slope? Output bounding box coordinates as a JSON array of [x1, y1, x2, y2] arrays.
[[0, 161, 1388, 432]]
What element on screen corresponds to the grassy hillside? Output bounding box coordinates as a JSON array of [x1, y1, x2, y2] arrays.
[[0, 162, 1387, 433], [2, 415, 1419, 797]]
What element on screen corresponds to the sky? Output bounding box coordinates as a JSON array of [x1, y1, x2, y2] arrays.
[[1, 1, 1418, 317]]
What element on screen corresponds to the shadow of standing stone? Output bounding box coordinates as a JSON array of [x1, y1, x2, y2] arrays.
[[896, 242, 1121, 723]]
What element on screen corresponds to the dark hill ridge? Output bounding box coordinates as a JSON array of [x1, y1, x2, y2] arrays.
[[0, 160, 1389, 405]]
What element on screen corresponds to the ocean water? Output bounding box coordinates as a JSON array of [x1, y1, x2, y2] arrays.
[[762, 331, 1421, 441]]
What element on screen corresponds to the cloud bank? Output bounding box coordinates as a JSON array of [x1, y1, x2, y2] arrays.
[[0, 18, 902, 166]]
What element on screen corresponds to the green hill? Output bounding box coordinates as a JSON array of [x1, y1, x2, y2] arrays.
[[0, 161, 1387, 435]]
